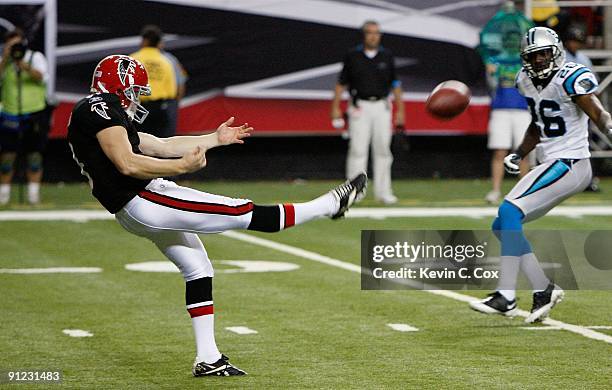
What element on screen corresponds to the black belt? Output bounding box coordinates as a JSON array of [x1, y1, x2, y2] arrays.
[[352, 95, 385, 107], [357, 96, 385, 101]]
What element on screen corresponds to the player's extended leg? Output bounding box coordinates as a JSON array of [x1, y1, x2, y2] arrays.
[[117, 174, 366, 236], [114, 176, 367, 377]]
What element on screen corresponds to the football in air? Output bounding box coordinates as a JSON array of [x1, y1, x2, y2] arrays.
[[425, 80, 471, 120]]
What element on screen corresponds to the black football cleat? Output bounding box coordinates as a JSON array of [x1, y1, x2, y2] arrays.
[[525, 283, 564, 324], [192, 355, 247, 377], [331, 173, 367, 219], [469, 291, 517, 317]]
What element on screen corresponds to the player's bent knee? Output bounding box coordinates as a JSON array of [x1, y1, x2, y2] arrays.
[[497, 200, 523, 229], [497, 201, 531, 256]]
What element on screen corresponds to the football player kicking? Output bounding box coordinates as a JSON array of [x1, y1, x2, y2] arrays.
[[470, 27, 612, 323], [67, 55, 367, 376]]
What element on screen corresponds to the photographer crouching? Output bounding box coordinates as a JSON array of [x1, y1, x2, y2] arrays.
[[0, 28, 49, 205]]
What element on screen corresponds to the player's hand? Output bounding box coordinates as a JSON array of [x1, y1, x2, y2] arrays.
[[181, 146, 207, 173], [504, 153, 521, 175], [216, 116, 252, 146]]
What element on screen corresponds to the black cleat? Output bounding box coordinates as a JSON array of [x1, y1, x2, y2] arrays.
[[192, 355, 247, 377], [525, 283, 564, 323], [331, 173, 368, 219], [469, 291, 517, 316]]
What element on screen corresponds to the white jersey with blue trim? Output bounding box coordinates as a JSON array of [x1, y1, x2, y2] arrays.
[[515, 62, 598, 162]]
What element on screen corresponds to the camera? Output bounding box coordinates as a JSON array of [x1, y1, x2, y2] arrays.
[[10, 41, 26, 61]]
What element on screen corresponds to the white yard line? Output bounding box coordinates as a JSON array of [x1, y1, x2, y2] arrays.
[[2, 205, 612, 222], [62, 329, 93, 338], [0, 267, 102, 274], [221, 231, 612, 346], [225, 326, 258, 335], [0, 210, 114, 221], [388, 323, 419, 332]]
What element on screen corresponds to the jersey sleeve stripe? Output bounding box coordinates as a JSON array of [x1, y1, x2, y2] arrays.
[[563, 67, 589, 95]]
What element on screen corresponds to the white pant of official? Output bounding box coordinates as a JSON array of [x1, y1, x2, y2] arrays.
[[505, 158, 592, 222], [115, 179, 253, 281], [346, 99, 394, 200]]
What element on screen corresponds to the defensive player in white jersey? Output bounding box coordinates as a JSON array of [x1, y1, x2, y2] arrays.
[[470, 27, 612, 322], [67, 55, 367, 377]]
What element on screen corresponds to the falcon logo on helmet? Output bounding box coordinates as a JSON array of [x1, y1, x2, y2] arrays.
[[90, 55, 152, 124], [520, 27, 566, 80], [116, 57, 136, 86]]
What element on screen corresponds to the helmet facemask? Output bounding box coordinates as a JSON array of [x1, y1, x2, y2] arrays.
[[123, 85, 151, 124], [521, 46, 563, 80]]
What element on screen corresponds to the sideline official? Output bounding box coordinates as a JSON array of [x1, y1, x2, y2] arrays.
[[331, 20, 404, 205], [131, 25, 177, 138]]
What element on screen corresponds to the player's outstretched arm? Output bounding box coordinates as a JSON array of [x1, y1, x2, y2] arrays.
[[137, 117, 252, 158], [97, 126, 207, 179], [574, 94, 612, 135]]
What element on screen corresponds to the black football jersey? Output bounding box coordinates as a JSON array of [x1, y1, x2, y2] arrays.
[[67, 93, 151, 213]]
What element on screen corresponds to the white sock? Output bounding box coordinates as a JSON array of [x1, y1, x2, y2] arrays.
[[497, 255, 520, 301], [520, 252, 550, 292], [286, 192, 336, 227], [28, 182, 40, 203], [192, 314, 222, 364]]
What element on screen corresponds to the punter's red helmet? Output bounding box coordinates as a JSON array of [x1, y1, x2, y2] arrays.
[[90, 55, 151, 123]]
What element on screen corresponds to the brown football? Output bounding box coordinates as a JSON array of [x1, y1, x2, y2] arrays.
[[425, 80, 471, 120]]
